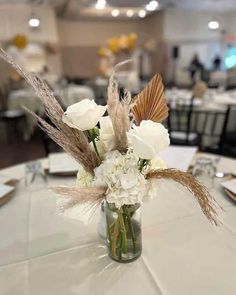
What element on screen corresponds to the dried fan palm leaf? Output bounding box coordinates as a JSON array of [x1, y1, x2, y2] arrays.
[[53, 186, 106, 211], [0, 48, 99, 173], [146, 169, 221, 225], [107, 60, 132, 153], [131, 74, 169, 125]]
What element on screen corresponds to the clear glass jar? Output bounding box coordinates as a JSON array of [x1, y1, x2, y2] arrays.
[[105, 202, 142, 263], [192, 157, 216, 189]]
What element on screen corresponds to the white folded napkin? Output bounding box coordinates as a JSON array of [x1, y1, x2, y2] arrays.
[[0, 184, 14, 199], [221, 179, 236, 195], [49, 152, 79, 174], [0, 175, 11, 184]]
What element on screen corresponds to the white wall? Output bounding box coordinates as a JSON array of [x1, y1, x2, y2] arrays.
[[163, 8, 236, 84], [163, 8, 224, 43], [0, 4, 58, 43]]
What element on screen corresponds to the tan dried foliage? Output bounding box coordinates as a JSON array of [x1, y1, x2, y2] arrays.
[[107, 61, 132, 153], [146, 169, 221, 225], [131, 74, 169, 125], [53, 186, 106, 211]]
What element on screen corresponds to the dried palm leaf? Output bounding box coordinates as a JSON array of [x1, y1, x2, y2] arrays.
[[146, 169, 221, 225], [0, 48, 99, 173], [131, 74, 169, 125], [107, 60, 132, 153]]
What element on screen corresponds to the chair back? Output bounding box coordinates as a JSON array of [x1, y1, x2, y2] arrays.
[[168, 99, 231, 150], [167, 95, 195, 144], [0, 86, 8, 111]]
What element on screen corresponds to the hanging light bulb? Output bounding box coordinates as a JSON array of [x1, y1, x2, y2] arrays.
[[29, 14, 40, 28], [95, 0, 106, 10], [208, 20, 219, 30], [146, 1, 159, 11]]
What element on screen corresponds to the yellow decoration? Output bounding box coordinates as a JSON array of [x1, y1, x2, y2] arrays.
[[118, 35, 128, 50], [107, 37, 120, 54], [98, 47, 109, 57], [12, 34, 28, 49], [127, 33, 138, 51]]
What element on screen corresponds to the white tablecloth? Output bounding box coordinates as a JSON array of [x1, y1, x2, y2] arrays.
[[8, 85, 96, 139], [62, 85, 95, 107], [8, 89, 44, 139], [0, 153, 236, 294]]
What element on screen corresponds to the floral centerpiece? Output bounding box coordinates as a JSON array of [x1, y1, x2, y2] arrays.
[[0, 50, 220, 263]]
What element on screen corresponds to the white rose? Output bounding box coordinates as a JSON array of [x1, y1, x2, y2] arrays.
[[62, 99, 107, 131], [127, 120, 170, 160], [99, 116, 116, 151]]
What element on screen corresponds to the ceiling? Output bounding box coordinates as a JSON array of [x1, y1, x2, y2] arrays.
[[0, 0, 235, 19], [168, 0, 236, 12]]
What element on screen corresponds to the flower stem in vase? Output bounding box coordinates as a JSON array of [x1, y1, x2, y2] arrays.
[[106, 202, 142, 263], [111, 218, 120, 256], [126, 211, 137, 254], [118, 208, 128, 254]]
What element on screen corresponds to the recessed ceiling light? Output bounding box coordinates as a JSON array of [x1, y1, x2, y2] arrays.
[[208, 20, 219, 30], [95, 0, 106, 10], [138, 9, 146, 18], [126, 9, 134, 18], [112, 9, 120, 17], [146, 1, 159, 11], [29, 17, 40, 28]]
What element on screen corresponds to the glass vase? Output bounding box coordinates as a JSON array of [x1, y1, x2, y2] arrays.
[[105, 202, 142, 263]]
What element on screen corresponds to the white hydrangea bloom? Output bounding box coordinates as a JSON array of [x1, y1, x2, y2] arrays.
[[93, 150, 157, 208], [149, 155, 167, 170], [76, 165, 93, 187]]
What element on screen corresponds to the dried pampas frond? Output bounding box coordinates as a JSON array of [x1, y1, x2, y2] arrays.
[[53, 186, 107, 211], [107, 60, 132, 153], [131, 74, 169, 125], [146, 169, 221, 225], [0, 49, 99, 173]]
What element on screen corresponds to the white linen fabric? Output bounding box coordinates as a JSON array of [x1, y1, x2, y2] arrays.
[[0, 153, 235, 294], [64, 85, 95, 107], [8, 89, 44, 139]]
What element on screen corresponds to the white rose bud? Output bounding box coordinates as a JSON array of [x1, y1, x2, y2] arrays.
[[127, 120, 170, 160], [99, 116, 116, 152], [62, 99, 107, 131]]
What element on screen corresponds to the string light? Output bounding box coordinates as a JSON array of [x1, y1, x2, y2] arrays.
[[139, 9, 146, 18], [126, 10, 134, 18], [111, 9, 120, 17]]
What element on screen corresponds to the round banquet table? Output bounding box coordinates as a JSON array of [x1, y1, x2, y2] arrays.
[[0, 153, 236, 295], [8, 89, 44, 139]]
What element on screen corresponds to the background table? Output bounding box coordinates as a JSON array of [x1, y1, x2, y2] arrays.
[[0, 153, 236, 295], [165, 88, 236, 147], [8, 89, 44, 139]]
